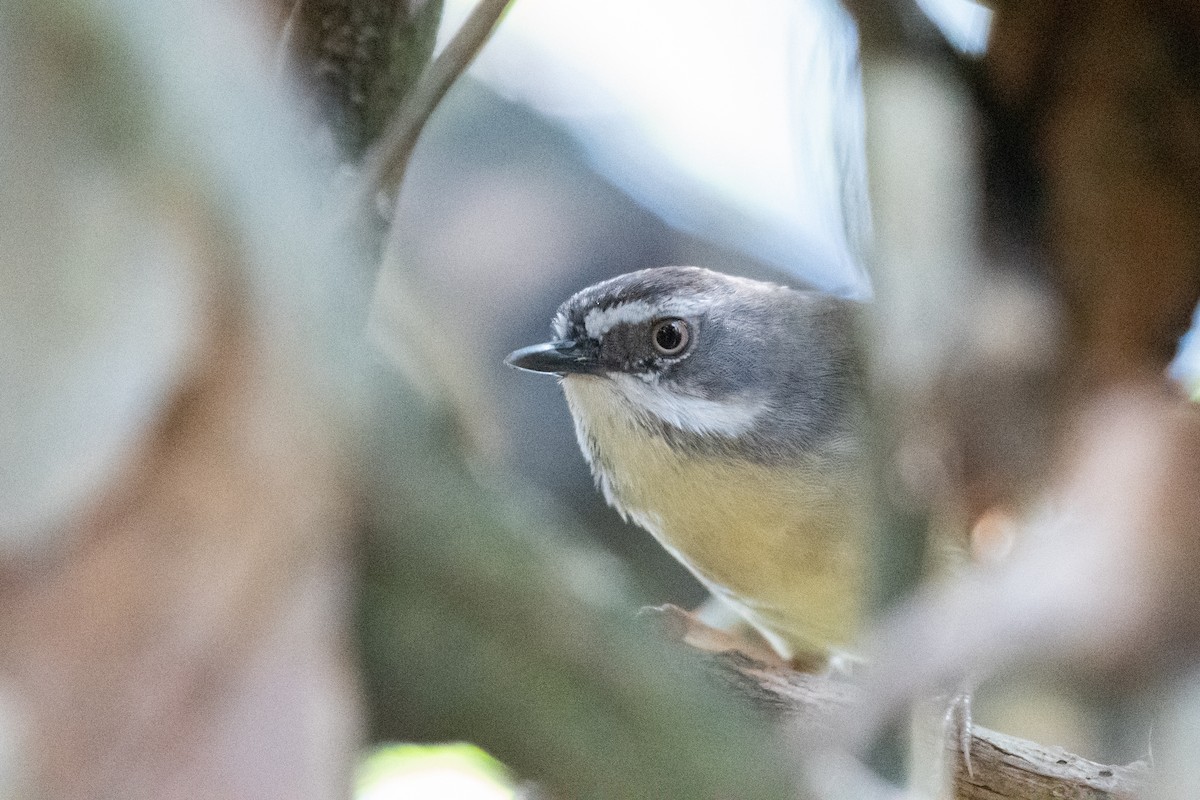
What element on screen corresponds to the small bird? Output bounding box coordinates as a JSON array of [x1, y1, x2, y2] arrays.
[[506, 266, 869, 668]]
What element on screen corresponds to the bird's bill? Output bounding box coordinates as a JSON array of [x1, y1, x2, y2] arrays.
[[504, 340, 599, 375]]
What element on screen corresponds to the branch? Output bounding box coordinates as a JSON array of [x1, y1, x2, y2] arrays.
[[953, 727, 1147, 800], [353, 0, 513, 201], [705, 650, 1149, 799], [647, 606, 1148, 799]]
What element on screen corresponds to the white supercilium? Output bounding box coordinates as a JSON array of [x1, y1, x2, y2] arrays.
[[606, 374, 767, 438]]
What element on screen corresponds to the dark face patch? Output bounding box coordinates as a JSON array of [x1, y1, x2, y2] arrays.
[[593, 317, 696, 376]]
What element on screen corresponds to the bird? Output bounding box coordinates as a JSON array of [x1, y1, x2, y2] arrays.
[[505, 266, 870, 669]]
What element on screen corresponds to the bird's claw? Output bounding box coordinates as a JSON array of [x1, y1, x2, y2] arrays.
[[944, 687, 974, 779]]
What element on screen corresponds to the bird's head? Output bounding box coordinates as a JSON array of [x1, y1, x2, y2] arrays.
[[506, 266, 858, 448]]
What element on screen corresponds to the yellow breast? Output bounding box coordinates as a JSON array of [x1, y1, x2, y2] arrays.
[[563, 376, 868, 662]]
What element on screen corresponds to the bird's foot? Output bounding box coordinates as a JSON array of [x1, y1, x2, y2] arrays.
[[637, 604, 786, 666], [944, 685, 975, 779]]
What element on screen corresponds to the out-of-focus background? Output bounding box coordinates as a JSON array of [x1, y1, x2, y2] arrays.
[[4, 0, 1200, 797]]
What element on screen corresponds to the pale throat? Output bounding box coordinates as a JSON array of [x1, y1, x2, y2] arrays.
[[559, 371, 866, 660], [562, 372, 768, 441]]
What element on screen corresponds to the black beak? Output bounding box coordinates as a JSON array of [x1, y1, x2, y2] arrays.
[[505, 340, 598, 375]]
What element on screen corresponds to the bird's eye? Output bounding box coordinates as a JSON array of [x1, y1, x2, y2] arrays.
[[651, 318, 690, 356]]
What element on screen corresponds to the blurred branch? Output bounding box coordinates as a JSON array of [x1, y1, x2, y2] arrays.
[[984, 1, 1200, 386], [283, 0, 444, 158], [353, 0, 514, 204], [353, 0, 517, 451]]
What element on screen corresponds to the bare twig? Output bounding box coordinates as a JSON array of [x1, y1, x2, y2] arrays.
[[351, 0, 513, 208], [697, 648, 1149, 799]]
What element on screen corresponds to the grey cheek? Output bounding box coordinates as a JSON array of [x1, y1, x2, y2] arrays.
[[667, 354, 745, 401]]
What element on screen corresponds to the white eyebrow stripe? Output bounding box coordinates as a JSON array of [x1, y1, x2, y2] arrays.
[[582, 298, 708, 339], [609, 374, 767, 437], [551, 308, 570, 339], [583, 301, 657, 339]]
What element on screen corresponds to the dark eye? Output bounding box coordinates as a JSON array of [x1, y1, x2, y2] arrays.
[[651, 318, 690, 356]]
